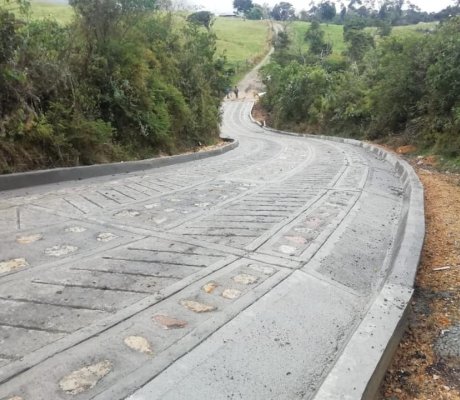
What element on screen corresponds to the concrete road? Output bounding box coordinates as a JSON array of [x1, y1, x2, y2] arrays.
[[0, 99, 407, 399]]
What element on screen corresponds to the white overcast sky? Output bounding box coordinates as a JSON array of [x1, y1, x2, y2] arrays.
[[183, 0, 456, 14]]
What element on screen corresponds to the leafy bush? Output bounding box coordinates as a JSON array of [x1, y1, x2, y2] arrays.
[[261, 18, 460, 161], [0, 0, 229, 172]]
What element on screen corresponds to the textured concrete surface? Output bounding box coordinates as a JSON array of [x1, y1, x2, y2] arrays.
[[0, 97, 423, 399]]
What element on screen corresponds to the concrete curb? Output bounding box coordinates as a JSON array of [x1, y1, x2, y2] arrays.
[[0, 139, 239, 191], [251, 110, 425, 399]]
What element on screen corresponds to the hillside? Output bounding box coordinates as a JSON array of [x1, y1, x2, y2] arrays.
[[288, 20, 439, 55], [27, 2, 271, 83], [213, 18, 271, 83]]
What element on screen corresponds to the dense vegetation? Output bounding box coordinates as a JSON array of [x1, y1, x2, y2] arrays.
[[234, 0, 460, 26], [27, 1, 271, 84], [0, 0, 231, 173], [260, 17, 460, 163]]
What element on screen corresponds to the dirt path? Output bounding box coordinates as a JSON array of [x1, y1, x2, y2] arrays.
[[226, 23, 283, 102], [380, 164, 460, 399]]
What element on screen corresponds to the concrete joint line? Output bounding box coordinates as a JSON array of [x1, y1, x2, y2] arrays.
[[0, 254, 240, 386], [96, 267, 295, 400], [249, 103, 425, 400]]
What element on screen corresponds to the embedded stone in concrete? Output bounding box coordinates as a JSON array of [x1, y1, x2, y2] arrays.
[[304, 217, 322, 229], [97, 232, 118, 242], [222, 288, 242, 300], [0, 258, 29, 274], [44, 245, 78, 257], [144, 203, 160, 209], [0, 97, 422, 400], [180, 300, 216, 313], [194, 202, 210, 208], [65, 226, 87, 233], [153, 314, 188, 330], [279, 245, 296, 255], [285, 235, 307, 245], [164, 208, 175, 213], [124, 336, 153, 355], [115, 210, 141, 218], [154, 217, 167, 225], [202, 282, 219, 294], [6, 396, 23, 400], [16, 233, 43, 244], [248, 264, 276, 276], [59, 360, 112, 395], [233, 273, 259, 285]]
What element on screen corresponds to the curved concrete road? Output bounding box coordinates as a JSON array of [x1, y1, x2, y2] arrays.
[[0, 98, 417, 399]]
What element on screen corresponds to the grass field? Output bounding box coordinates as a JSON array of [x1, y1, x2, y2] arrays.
[[23, 3, 271, 83], [290, 21, 346, 55], [29, 0, 73, 23], [213, 18, 271, 83], [385, 21, 438, 35], [289, 20, 438, 56]]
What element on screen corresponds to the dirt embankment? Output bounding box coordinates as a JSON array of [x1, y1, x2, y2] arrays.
[[380, 158, 460, 399]]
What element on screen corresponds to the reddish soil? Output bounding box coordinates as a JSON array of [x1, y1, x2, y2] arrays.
[[379, 162, 460, 400]]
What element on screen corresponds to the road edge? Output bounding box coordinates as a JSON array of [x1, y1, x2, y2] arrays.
[[0, 139, 239, 191], [251, 110, 425, 399]]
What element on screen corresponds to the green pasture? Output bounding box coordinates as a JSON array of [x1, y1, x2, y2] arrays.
[[289, 20, 439, 56], [290, 21, 346, 55], [23, 4, 272, 83], [213, 18, 271, 82], [29, 0, 73, 23]]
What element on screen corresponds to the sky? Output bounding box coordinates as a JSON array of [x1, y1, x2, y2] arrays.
[[183, 0, 456, 14]]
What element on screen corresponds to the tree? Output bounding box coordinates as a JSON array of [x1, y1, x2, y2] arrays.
[[233, 0, 253, 14], [187, 11, 214, 30], [271, 2, 295, 21], [260, 61, 331, 126], [318, 1, 336, 22], [274, 29, 291, 50], [299, 10, 309, 21], [376, 19, 392, 36], [69, 0, 157, 44], [343, 19, 374, 62], [246, 4, 264, 20], [304, 20, 332, 56], [0, 9, 19, 65], [339, 3, 347, 21], [425, 17, 460, 118], [348, 0, 362, 11], [155, 0, 172, 10], [377, 0, 404, 24]]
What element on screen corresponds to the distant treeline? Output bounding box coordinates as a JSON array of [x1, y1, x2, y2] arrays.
[[234, 0, 460, 26], [0, 0, 229, 173], [260, 16, 460, 161]]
